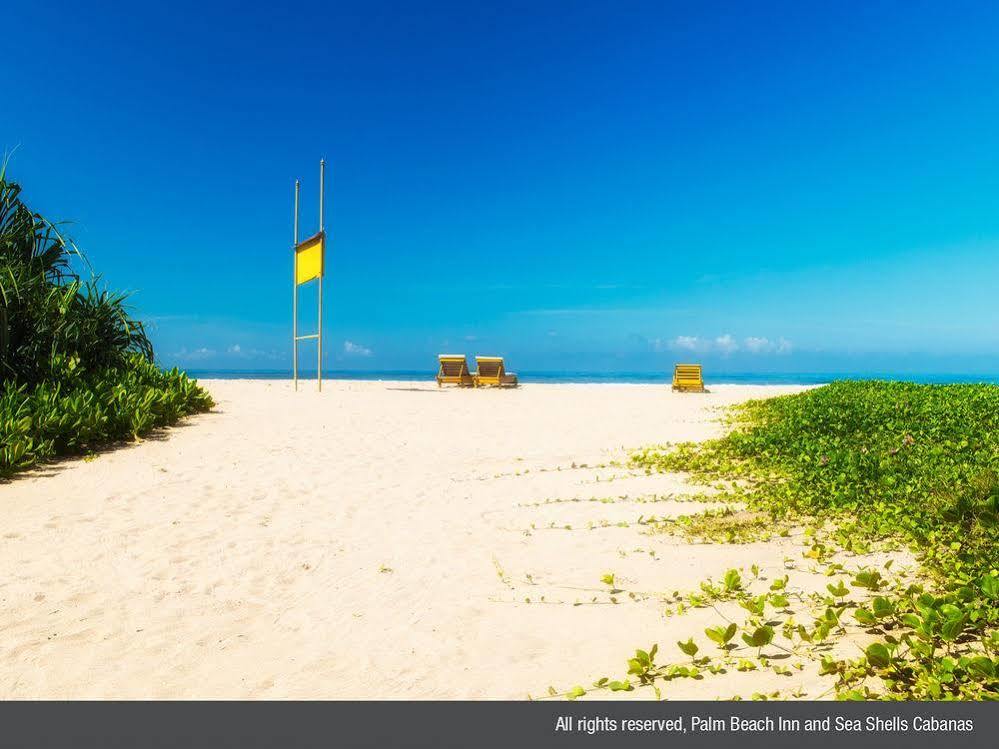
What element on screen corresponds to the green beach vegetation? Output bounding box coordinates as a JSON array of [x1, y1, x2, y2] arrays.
[[0, 166, 213, 478], [631, 381, 999, 699]]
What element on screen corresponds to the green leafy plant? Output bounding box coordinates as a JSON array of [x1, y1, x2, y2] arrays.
[[0, 166, 213, 477], [705, 623, 737, 650], [723, 568, 742, 593], [627, 645, 659, 684], [826, 581, 849, 599], [632, 380, 999, 699], [741, 625, 774, 656], [676, 638, 699, 658]]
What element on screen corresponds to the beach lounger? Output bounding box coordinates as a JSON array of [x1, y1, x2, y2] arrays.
[[672, 363, 706, 392], [473, 356, 519, 388], [436, 355, 475, 387]]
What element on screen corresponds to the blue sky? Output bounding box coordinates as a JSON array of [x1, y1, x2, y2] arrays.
[[6, 1, 999, 374]]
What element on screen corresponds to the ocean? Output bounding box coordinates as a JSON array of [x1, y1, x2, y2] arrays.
[[183, 370, 999, 386]]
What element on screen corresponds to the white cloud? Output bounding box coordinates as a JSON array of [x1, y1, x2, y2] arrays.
[[661, 334, 793, 356], [172, 344, 283, 362], [343, 340, 373, 357], [744, 336, 771, 353], [223, 343, 281, 360], [172, 346, 216, 361], [671, 335, 703, 351], [714, 334, 739, 355]]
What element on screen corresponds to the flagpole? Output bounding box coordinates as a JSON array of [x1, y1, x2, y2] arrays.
[[293, 179, 300, 391], [318, 159, 325, 392]]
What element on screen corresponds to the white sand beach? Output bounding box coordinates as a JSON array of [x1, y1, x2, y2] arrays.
[[0, 380, 913, 699]]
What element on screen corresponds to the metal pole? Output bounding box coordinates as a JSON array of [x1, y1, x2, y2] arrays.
[[293, 179, 300, 391], [318, 159, 325, 392]]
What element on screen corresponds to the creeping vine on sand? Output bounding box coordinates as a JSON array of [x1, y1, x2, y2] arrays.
[[611, 382, 999, 700]]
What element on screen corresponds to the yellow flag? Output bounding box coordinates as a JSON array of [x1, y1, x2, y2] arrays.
[[295, 232, 324, 285]]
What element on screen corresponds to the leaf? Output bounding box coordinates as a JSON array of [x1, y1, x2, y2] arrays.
[[705, 626, 725, 645], [981, 575, 999, 599], [723, 568, 742, 592], [865, 643, 892, 668], [826, 581, 849, 598], [871, 596, 895, 619], [770, 593, 789, 609], [940, 614, 966, 642], [608, 680, 633, 692], [741, 625, 775, 649], [964, 656, 995, 678], [677, 638, 699, 657], [724, 623, 737, 642], [854, 608, 877, 626], [819, 656, 839, 675], [939, 603, 962, 620], [567, 685, 585, 700], [852, 570, 883, 591], [741, 594, 766, 616]]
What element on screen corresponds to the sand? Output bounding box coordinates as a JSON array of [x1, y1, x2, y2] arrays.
[[0, 380, 915, 699]]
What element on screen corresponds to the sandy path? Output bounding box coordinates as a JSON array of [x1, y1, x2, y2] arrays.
[[1, 380, 902, 699]]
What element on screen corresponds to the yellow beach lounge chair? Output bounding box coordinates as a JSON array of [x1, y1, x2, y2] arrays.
[[436, 355, 475, 387], [672, 363, 706, 392], [473, 356, 519, 388]]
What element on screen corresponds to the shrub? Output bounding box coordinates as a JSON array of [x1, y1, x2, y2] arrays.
[[0, 164, 213, 478], [1, 167, 154, 385], [0, 354, 213, 477]]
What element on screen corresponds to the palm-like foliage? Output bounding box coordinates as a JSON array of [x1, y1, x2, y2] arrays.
[[0, 164, 211, 477], [0, 166, 77, 277], [0, 165, 152, 384]]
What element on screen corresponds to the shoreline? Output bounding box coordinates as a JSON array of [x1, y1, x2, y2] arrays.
[[183, 372, 999, 386], [194, 378, 828, 388]]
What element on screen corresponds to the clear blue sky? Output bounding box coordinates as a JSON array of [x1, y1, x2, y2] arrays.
[[7, 1, 999, 374]]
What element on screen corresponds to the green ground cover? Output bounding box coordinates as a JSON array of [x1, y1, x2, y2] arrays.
[[1, 166, 213, 478], [633, 381, 999, 699]]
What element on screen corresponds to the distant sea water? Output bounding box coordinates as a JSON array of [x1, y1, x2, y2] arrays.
[[184, 370, 999, 386]]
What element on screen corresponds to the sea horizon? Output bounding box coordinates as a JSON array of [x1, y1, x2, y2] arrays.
[[183, 369, 999, 386]]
